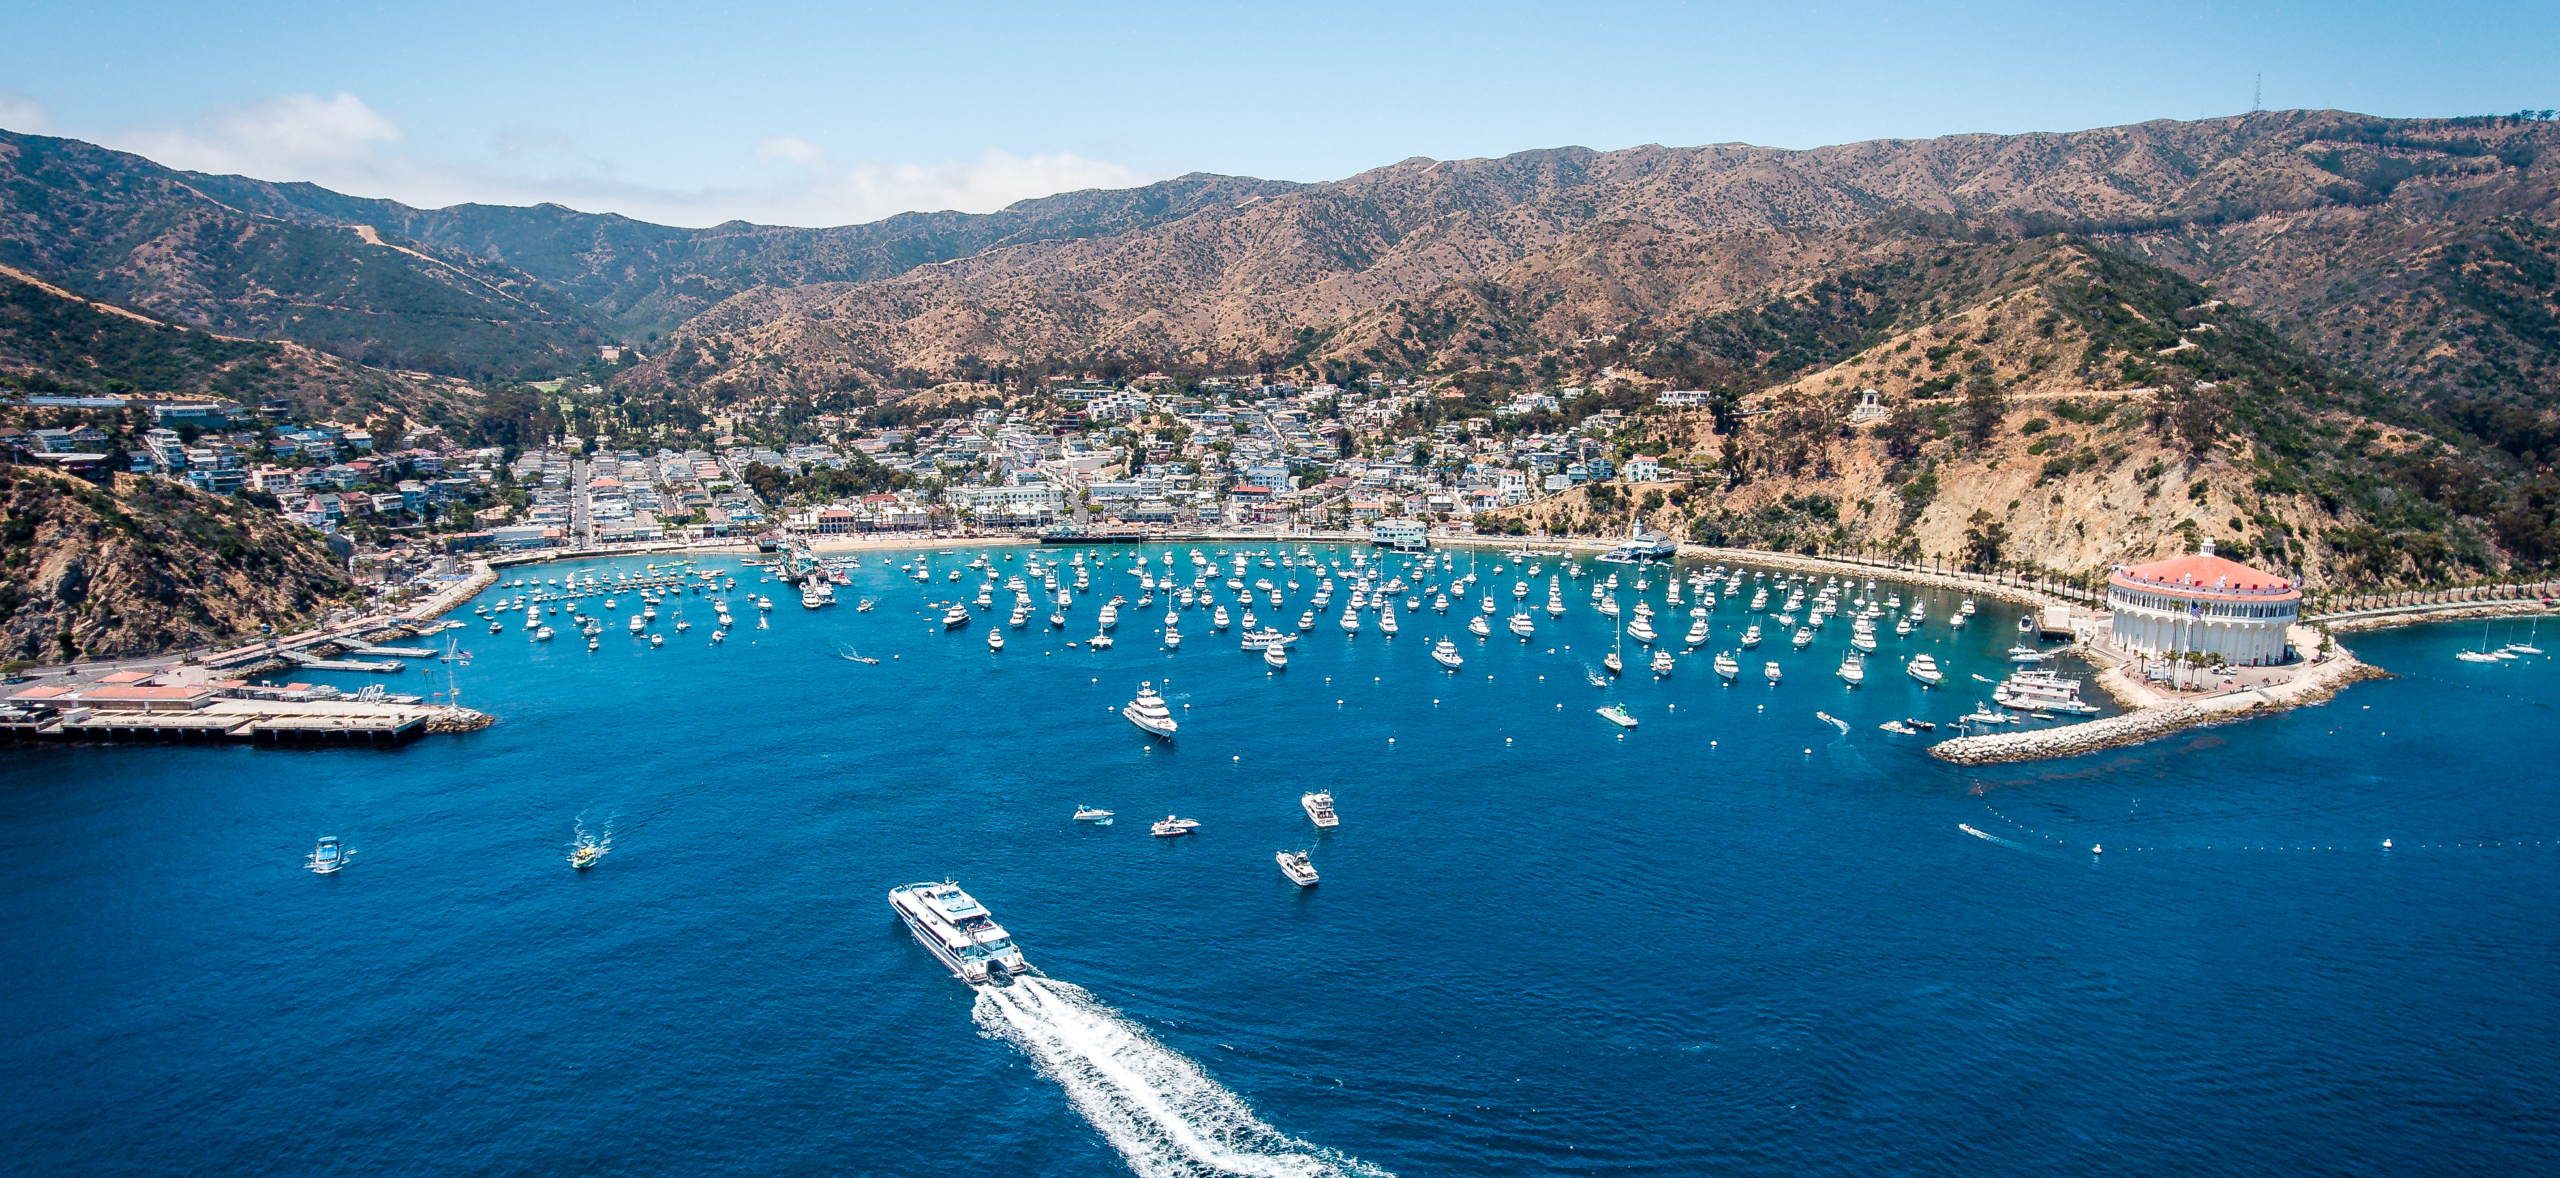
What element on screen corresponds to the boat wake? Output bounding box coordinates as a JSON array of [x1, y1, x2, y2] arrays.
[[1958, 823, 2029, 852], [973, 976, 1391, 1178]]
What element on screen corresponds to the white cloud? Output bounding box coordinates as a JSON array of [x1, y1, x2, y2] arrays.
[[753, 135, 828, 166], [0, 92, 55, 134], [105, 92, 400, 177], [84, 91, 1162, 228]]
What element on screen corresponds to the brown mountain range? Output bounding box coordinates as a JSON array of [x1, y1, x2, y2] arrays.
[[628, 110, 2558, 418]]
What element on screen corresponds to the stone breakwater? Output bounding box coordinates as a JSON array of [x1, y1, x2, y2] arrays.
[[1930, 657, 2386, 765], [424, 708, 494, 734], [1932, 702, 2209, 765]]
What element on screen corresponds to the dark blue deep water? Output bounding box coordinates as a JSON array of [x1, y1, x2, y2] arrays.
[[5, 546, 2556, 1176]]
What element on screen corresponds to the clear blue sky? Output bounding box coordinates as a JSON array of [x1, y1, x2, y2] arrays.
[[3, 0, 2552, 226]]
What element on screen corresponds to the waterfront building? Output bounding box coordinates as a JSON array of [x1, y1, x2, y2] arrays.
[[2105, 539, 2300, 667], [1369, 518, 1428, 550]]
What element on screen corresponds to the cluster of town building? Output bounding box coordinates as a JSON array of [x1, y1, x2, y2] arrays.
[[4, 372, 1709, 554], [773, 376, 1678, 537]]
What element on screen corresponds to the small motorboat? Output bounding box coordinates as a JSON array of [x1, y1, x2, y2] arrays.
[[1073, 807, 1114, 825], [1151, 815, 1200, 838], [307, 836, 348, 874], [1277, 849, 1320, 887]]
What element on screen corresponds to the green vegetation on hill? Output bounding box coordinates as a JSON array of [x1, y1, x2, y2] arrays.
[[0, 273, 285, 397], [0, 467, 354, 661]]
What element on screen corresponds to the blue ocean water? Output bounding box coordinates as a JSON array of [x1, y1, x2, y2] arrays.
[[4, 546, 2556, 1177]]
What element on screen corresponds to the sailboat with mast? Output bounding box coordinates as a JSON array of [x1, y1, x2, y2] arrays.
[[2458, 618, 2506, 663]]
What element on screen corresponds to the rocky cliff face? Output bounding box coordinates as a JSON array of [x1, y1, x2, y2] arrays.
[[0, 469, 355, 663]]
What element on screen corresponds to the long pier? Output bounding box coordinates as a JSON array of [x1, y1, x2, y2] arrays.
[[7, 710, 429, 746]]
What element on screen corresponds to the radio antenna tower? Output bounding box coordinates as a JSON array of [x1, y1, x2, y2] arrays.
[[2253, 74, 2262, 114]]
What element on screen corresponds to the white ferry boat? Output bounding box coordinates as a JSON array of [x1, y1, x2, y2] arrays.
[[1995, 669, 2100, 714], [888, 880, 1032, 985], [1124, 682, 1178, 738], [1302, 790, 1340, 828]]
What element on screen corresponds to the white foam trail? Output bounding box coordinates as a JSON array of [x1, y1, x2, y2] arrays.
[[974, 977, 1392, 1178], [1959, 823, 2026, 851]]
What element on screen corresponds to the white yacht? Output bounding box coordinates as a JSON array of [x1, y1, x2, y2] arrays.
[[1213, 605, 1231, 630], [888, 880, 1031, 985], [1099, 601, 1120, 629], [307, 836, 348, 875], [1764, 660, 1784, 684], [1277, 849, 1319, 887], [1298, 610, 1316, 631], [1151, 815, 1200, 838], [1908, 653, 1944, 686], [1432, 637, 1465, 669], [1509, 612, 1535, 638], [1650, 648, 1674, 675], [1303, 790, 1340, 828], [1264, 643, 1289, 669], [1714, 651, 1740, 681], [1124, 682, 1178, 738], [1739, 623, 1761, 648], [1838, 652, 1866, 685], [1378, 608, 1399, 634], [1686, 617, 1710, 646], [1792, 626, 1815, 649], [1627, 614, 1656, 644], [987, 627, 1005, 652], [1342, 609, 1363, 632], [943, 603, 971, 628], [1466, 614, 1490, 638]]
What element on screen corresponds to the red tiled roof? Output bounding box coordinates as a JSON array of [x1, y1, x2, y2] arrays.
[[2111, 552, 2300, 601], [83, 685, 213, 702], [98, 670, 156, 685]]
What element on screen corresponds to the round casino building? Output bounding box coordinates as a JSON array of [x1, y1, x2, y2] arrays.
[[2105, 539, 2301, 667]]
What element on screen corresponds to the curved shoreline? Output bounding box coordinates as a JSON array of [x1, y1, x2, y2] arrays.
[[417, 531, 2545, 764]]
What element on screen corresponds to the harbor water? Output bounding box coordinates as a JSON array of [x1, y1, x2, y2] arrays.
[[4, 545, 2555, 1176]]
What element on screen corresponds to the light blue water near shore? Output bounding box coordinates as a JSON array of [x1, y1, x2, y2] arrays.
[[4, 546, 2557, 1176]]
